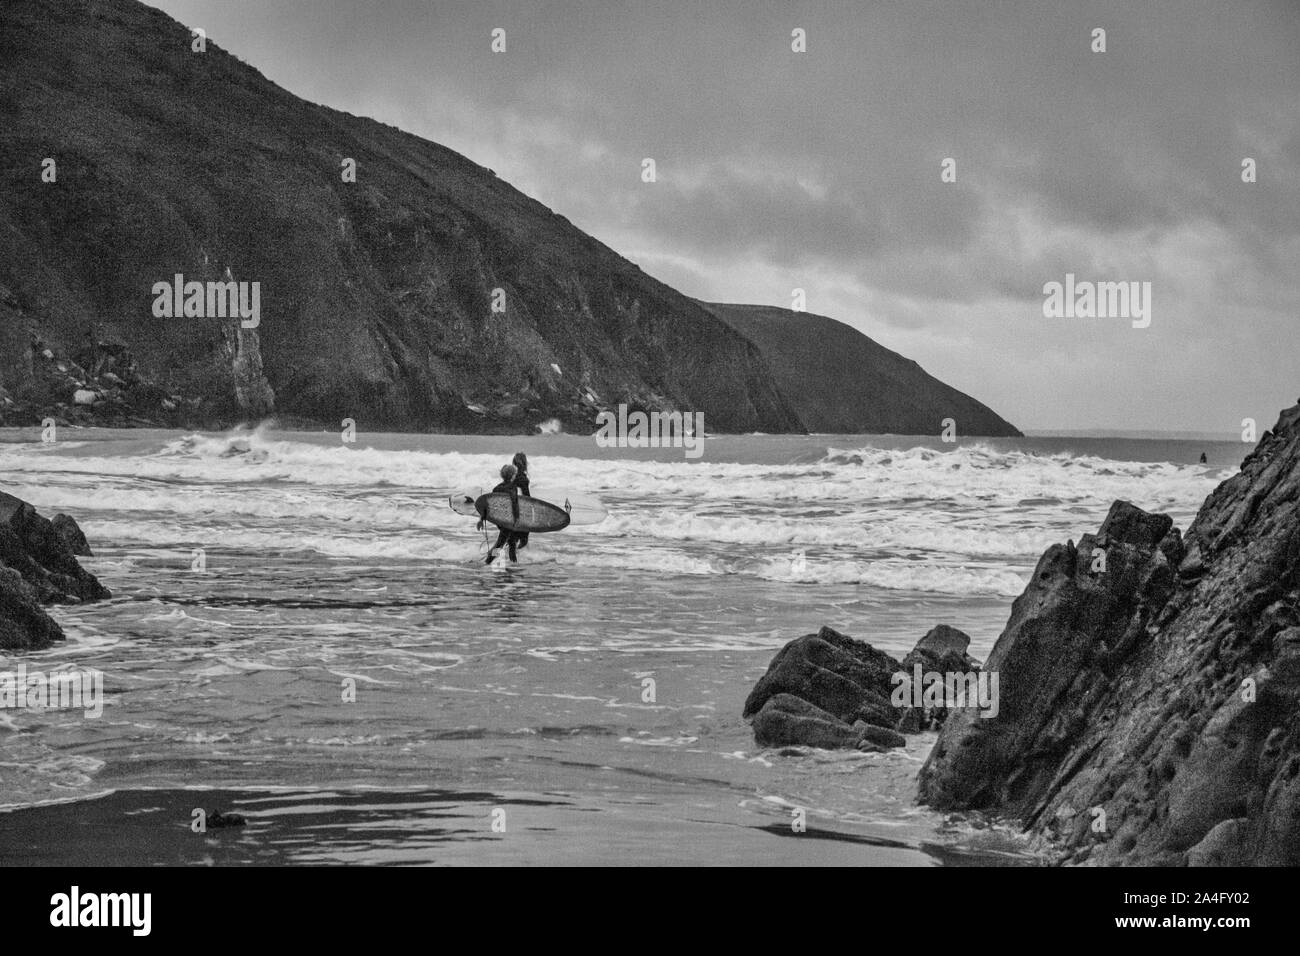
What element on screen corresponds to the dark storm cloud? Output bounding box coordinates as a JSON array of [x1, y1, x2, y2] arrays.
[[145, 0, 1300, 430]]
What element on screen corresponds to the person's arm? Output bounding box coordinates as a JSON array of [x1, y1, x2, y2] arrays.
[[510, 483, 520, 522]]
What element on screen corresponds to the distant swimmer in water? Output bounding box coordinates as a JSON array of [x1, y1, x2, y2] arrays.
[[480, 463, 521, 564], [511, 452, 530, 554], [1200, 452, 1208, 464]]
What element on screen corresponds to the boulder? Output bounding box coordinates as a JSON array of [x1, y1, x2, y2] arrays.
[[914, 623, 972, 659], [744, 623, 985, 750], [743, 625, 900, 727]]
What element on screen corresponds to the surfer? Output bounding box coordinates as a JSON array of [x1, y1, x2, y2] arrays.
[[511, 452, 530, 553], [480, 463, 522, 564]]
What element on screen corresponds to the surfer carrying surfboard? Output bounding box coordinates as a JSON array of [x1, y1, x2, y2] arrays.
[[451, 466, 603, 555], [481, 463, 523, 564]]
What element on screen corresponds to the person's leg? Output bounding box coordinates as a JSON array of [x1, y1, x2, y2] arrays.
[[515, 532, 529, 551], [507, 533, 519, 562], [487, 528, 510, 563]]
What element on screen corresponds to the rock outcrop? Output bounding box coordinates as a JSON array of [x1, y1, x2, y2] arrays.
[[743, 624, 981, 751], [0, 492, 109, 650], [918, 401, 1300, 866], [0, 303, 197, 429]]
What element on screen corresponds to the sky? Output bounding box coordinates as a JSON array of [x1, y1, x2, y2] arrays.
[[145, 0, 1300, 433]]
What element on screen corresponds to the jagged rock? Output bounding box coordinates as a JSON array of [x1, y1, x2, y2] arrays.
[[917, 402, 1300, 866], [0, 493, 110, 650], [0, 494, 109, 603], [52, 514, 92, 557]]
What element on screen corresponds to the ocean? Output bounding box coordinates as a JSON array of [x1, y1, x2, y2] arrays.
[[0, 426, 1248, 865]]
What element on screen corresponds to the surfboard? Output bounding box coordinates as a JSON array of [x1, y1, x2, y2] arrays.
[[449, 491, 571, 532], [449, 489, 607, 526]]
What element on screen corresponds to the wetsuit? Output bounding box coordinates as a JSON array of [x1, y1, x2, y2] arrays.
[[485, 478, 521, 562]]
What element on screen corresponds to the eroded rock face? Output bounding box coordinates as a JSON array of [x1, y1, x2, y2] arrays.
[[0, 493, 109, 650], [743, 624, 981, 751], [918, 402, 1300, 866]]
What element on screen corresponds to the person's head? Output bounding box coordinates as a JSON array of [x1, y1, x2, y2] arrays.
[[500, 463, 517, 482], [512, 452, 528, 474]]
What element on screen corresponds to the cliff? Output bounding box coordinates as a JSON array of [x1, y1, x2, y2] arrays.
[[918, 401, 1300, 865], [0, 0, 1018, 437]]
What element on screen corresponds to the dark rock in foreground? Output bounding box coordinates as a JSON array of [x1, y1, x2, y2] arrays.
[[0, 493, 109, 650], [743, 624, 983, 751], [918, 401, 1300, 866]]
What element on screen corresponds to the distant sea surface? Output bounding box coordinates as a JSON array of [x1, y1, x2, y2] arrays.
[[0, 426, 1248, 865]]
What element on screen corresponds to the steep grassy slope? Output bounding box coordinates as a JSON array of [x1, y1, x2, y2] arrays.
[[705, 304, 1021, 436], [0, 0, 803, 433]]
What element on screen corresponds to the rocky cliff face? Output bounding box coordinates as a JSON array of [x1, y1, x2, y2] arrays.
[[0, 0, 1018, 437], [0, 0, 796, 434], [0, 493, 109, 651], [918, 402, 1300, 865]]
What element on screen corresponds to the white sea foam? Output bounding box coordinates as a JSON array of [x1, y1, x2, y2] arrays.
[[0, 428, 1223, 597]]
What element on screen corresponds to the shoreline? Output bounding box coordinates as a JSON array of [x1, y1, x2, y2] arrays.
[[0, 781, 1037, 867]]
